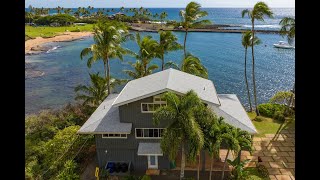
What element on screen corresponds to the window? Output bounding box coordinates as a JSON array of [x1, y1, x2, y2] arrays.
[[153, 95, 166, 103], [135, 128, 165, 139], [102, 133, 127, 139], [141, 103, 166, 113], [141, 95, 167, 113]]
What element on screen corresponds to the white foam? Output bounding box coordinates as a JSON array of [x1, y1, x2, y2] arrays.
[[46, 46, 61, 53], [242, 24, 281, 29]]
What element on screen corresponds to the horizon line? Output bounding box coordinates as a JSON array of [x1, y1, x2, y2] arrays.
[[25, 6, 295, 9]]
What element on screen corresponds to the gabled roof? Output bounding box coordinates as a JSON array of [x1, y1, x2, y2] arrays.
[[77, 94, 132, 134], [211, 94, 257, 134], [112, 68, 221, 106]]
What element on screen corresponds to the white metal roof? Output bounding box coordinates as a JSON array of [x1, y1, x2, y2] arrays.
[[77, 94, 132, 134], [112, 68, 221, 106], [211, 94, 257, 134]]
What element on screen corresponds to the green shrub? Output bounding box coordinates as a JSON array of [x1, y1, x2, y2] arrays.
[[256, 164, 269, 178], [258, 103, 287, 118], [254, 116, 264, 122], [71, 28, 81, 32], [273, 111, 285, 122], [35, 14, 76, 26], [75, 18, 98, 24]]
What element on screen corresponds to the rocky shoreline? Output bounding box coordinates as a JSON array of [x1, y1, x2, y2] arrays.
[[25, 62, 45, 79]]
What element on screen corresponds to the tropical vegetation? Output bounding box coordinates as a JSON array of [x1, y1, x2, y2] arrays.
[[279, 17, 295, 45], [241, 31, 261, 112], [25, 104, 95, 179], [242, 1, 273, 116], [153, 91, 205, 179], [80, 20, 132, 94], [165, 53, 208, 78], [157, 31, 182, 70], [74, 72, 126, 108], [25, 1, 295, 179], [179, 1, 211, 58]]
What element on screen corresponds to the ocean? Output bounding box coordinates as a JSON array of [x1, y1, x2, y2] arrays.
[[25, 8, 295, 115]]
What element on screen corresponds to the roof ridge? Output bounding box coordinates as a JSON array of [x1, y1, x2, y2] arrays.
[[165, 68, 173, 89]]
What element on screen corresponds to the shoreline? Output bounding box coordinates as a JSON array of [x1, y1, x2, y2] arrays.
[[25, 31, 93, 55], [25, 25, 279, 56], [129, 26, 279, 34]]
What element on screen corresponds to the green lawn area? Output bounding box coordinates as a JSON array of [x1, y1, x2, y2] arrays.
[[25, 24, 94, 38], [248, 112, 294, 137]]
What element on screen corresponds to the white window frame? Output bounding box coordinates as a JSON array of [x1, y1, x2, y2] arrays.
[[135, 128, 165, 139], [102, 133, 128, 139], [141, 103, 166, 113], [153, 95, 166, 103]]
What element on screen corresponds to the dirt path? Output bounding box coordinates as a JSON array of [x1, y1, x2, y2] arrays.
[[80, 156, 98, 180]]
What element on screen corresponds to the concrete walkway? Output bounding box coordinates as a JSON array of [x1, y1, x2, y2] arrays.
[[241, 129, 295, 180]]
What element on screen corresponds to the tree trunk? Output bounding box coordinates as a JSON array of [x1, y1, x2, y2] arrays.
[[105, 57, 111, 95], [161, 54, 164, 71], [209, 155, 214, 180], [197, 153, 200, 180], [144, 59, 147, 76], [251, 21, 260, 116], [221, 149, 230, 180], [183, 29, 188, 59], [180, 142, 185, 180], [244, 47, 253, 112]]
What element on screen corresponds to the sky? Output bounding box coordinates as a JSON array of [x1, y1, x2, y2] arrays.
[[25, 0, 295, 8]]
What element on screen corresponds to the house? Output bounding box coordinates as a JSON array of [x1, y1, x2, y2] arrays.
[[77, 68, 257, 173]]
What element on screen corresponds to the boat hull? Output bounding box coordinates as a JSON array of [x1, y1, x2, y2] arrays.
[[273, 44, 295, 49]]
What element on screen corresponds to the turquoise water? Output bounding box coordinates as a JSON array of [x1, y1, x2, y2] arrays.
[[25, 31, 295, 114]]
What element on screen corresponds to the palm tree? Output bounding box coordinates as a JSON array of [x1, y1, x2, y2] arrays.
[[242, 2, 273, 116], [220, 126, 240, 180], [193, 105, 220, 180], [153, 13, 159, 20], [74, 73, 126, 107], [139, 7, 144, 14], [207, 117, 229, 180], [80, 21, 132, 94], [160, 12, 168, 23], [64, 8, 72, 15], [123, 60, 158, 79], [120, 7, 125, 12], [279, 17, 295, 45], [28, 5, 33, 14], [56, 6, 62, 14], [241, 31, 261, 112], [158, 31, 182, 70], [134, 33, 159, 76], [25, 11, 34, 24], [180, 2, 211, 58], [165, 53, 208, 78], [220, 127, 252, 180], [153, 91, 205, 180]]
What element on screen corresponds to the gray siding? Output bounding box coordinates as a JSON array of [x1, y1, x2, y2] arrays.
[[95, 135, 170, 171], [95, 95, 172, 171], [119, 96, 171, 128]]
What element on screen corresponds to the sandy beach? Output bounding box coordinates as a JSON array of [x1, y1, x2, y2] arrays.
[[25, 32, 93, 54]]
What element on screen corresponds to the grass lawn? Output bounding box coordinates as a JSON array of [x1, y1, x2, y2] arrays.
[[248, 112, 294, 137], [25, 24, 94, 38]]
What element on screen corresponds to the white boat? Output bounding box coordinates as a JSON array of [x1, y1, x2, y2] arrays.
[[273, 41, 295, 49]]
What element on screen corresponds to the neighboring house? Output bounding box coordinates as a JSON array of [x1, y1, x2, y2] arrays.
[[78, 68, 257, 172]]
